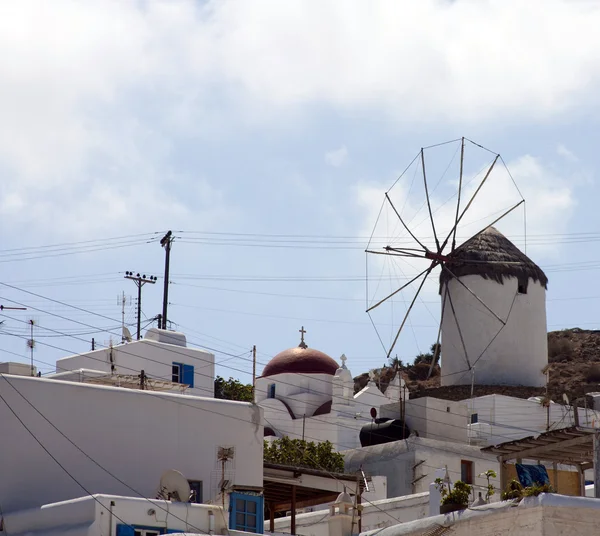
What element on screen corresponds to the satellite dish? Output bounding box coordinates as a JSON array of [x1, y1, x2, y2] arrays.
[[123, 327, 133, 343], [158, 470, 191, 502]]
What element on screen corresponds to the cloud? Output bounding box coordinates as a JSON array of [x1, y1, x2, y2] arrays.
[[557, 144, 579, 162], [325, 146, 348, 167], [356, 149, 577, 355], [357, 146, 576, 307], [0, 0, 597, 240]]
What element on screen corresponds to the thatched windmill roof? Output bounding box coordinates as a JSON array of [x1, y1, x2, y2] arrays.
[[439, 226, 548, 289]]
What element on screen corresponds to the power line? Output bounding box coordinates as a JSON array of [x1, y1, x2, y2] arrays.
[[0, 373, 209, 533]]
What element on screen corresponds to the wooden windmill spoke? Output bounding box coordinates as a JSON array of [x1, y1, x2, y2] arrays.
[[365, 249, 427, 260], [421, 148, 441, 252], [440, 154, 500, 253], [427, 285, 447, 380], [451, 137, 465, 252], [385, 193, 429, 252], [441, 266, 506, 325], [386, 262, 436, 358], [453, 200, 525, 254], [366, 265, 434, 313], [446, 286, 471, 370]]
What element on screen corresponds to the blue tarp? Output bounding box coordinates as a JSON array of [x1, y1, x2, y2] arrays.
[[515, 463, 550, 487]]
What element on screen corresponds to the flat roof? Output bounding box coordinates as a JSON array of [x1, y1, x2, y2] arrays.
[[481, 426, 598, 468], [263, 463, 363, 513]]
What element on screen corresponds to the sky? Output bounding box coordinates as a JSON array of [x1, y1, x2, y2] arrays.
[[0, 0, 599, 384]]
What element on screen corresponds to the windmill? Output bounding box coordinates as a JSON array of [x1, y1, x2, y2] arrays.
[[365, 138, 548, 388]]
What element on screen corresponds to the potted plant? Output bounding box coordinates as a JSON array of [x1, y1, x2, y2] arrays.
[[435, 478, 473, 514]]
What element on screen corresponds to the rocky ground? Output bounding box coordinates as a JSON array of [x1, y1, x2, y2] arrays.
[[354, 328, 600, 405]]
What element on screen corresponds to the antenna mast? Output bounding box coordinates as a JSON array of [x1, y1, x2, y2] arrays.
[[124, 272, 157, 340], [160, 230, 173, 330], [27, 319, 36, 376]]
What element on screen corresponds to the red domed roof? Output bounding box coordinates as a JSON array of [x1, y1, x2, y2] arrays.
[[261, 347, 339, 378]]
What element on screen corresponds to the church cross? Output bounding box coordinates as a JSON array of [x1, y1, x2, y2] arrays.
[[299, 326, 307, 348]]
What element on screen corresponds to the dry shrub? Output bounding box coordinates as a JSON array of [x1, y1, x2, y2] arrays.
[[408, 362, 434, 381], [548, 337, 575, 361], [586, 363, 600, 382]]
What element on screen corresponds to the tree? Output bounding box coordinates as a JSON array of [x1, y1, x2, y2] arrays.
[[214, 376, 254, 402], [389, 356, 405, 369], [413, 343, 441, 366], [264, 437, 345, 473]]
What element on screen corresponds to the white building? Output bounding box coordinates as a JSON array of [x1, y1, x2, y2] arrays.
[[360, 494, 600, 536], [0, 374, 263, 516], [440, 227, 548, 387], [3, 494, 234, 536], [343, 435, 500, 499], [52, 328, 215, 397], [255, 330, 403, 450]]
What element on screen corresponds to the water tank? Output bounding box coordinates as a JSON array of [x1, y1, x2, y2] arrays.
[[144, 328, 187, 347], [359, 418, 410, 447]]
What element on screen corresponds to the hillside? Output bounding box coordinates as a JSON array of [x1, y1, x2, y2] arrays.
[[354, 328, 600, 405]]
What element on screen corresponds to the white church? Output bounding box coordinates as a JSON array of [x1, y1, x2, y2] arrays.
[[255, 327, 407, 450]]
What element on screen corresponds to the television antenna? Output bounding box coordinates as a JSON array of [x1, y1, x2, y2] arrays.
[[26, 318, 37, 377], [365, 138, 527, 380], [217, 446, 235, 507]]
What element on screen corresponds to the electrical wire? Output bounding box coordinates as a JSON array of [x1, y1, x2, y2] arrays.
[[0, 374, 210, 534], [0, 383, 136, 530]]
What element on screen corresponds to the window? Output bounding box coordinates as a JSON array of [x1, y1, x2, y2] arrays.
[[461, 460, 474, 484], [470, 413, 478, 424], [172, 364, 180, 383], [189, 480, 203, 503], [172, 362, 194, 388], [267, 383, 276, 399], [229, 493, 264, 534], [117, 526, 164, 536], [518, 276, 528, 295]]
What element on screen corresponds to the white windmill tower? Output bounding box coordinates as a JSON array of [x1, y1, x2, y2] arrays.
[[365, 137, 549, 388], [438, 227, 548, 387]]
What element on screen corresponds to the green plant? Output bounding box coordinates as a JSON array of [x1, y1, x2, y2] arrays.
[[435, 478, 473, 506], [501, 479, 523, 500], [264, 438, 345, 473], [214, 376, 254, 402], [500, 479, 554, 501], [522, 482, 554, 497], [479, 469, 497, 502]]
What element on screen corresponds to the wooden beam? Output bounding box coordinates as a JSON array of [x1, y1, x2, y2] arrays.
[[291, 485, 297, 535], [499, 435, 593, 462], [273, 492, 338, 512]]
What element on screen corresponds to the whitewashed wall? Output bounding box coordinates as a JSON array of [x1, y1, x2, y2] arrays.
[[404, 398, 469, 443], [273, 492, 430, 536], [470, 395, 600, 446], [344, 437, 499, 499], [441, 274, 547, 387], [4, 494, 230, 536], [55, 338, 215, 397], [255, 372, 333, 417], [0, 376, 263, 513]]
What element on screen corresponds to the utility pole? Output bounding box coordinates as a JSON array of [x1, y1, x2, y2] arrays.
[[252, 345, 257, 391], [124, 272, 157, 340], [160, 230, 173, 330]]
